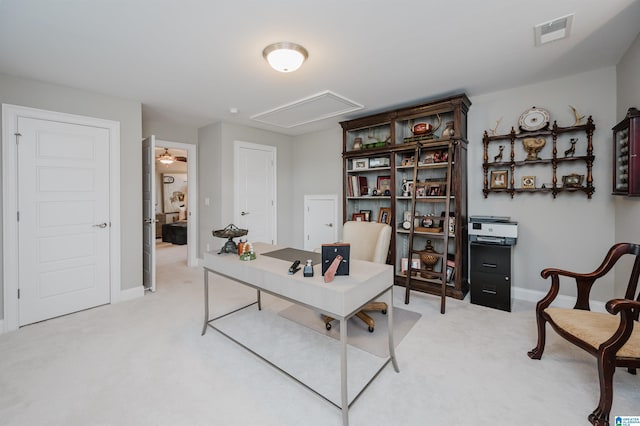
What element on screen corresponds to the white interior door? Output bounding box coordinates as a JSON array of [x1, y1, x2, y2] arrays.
[[142, 136, 156, 291], [235, 141, 276, 245], [17, 116, 111, 326], [304, 195, 338, 251]]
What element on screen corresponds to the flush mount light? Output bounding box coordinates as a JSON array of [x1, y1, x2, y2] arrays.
[[158, 148, 175, 165], [262, 42, 308, 73]]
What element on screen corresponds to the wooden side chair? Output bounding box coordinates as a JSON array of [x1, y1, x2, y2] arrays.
[[322, 221, 392, 332], [528, 243, 640, 426]]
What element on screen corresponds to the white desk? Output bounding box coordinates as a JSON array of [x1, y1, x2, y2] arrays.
[[202, 243, 399, 426]]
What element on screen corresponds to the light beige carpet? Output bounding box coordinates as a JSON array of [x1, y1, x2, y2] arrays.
[[278, 304, 421, 358]]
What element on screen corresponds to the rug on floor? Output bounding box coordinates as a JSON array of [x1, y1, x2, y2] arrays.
[[278, 304, 421, 358]]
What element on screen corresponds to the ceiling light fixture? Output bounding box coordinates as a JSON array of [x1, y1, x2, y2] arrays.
[[262, 42, 308, 73], [158, 148, 175, 165]]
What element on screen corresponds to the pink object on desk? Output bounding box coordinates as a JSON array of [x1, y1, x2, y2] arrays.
[[323, 255, 343, 283]]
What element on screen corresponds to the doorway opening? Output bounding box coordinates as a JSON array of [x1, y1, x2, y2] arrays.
[[154, 140, 198, 278]]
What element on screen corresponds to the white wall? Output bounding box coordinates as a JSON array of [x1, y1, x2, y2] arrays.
[[0, 73, 143, 321], [197, 122, 295, 256], [614, 32, 640, 296], [291, 127, 344, 248], [468, 67, 618, 302]]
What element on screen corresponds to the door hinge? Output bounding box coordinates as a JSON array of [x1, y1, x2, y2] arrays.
[[17, 211, 19, 222], [17, 288, 20, 299], [14, 132, 21, 144]]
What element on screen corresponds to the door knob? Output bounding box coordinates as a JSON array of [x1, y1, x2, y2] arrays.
[[241, 211, 250, 216], [143, 218, 154, 224], [93, 222, 108, 228]]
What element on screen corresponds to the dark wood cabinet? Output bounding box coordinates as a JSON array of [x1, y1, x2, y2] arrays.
[[340, 94, 470, 301], [612, 107, 640, 196]]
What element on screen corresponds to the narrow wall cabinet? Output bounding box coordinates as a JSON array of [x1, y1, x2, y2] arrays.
[[341, 94, 470, 301], [612, 107, 640, 196], [482, 116, 595, 198]]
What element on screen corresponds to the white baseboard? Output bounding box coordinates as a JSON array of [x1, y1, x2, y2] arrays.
[[513, 286, 606, 313], [116, 285, 145, 303]]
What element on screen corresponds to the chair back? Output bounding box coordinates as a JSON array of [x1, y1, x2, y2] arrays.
[[342, 221, 391, 264]]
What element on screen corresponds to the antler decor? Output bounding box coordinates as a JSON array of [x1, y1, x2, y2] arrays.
[[490, 117, 503, 136], [569, 105, 585, 126]]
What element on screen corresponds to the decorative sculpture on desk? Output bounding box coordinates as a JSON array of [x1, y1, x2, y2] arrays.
[[212, 224, 248, 254]]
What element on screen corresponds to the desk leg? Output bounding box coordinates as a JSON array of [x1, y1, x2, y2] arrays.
[[340, 317, 349, 426], [202, 269, 209, 336], [387, 287, 399, 373], [257, 290, 262, 310]]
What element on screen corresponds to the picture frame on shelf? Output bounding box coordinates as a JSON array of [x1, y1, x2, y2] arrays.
[[359, 209, 372, 221], [521, 175, 536, 189], [369, 157, 390, 168], [377, 175, 391, 193], [562, 173, 584, 188], [352, 213, 366, 222], [378, 207, 392, 225], [446, 265, 455, 283], [428, 185, 440, 196], [490, 170, 508, 189], [401, 257, 421, 276], [353, 158, 369, 170]]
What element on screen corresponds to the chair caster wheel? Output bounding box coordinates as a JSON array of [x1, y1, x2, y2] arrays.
[[326, 323, 332, 330], [368, 326, 374, 333], [382, 309, 387, 315]]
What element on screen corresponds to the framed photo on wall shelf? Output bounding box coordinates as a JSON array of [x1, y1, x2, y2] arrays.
[[490, 170, 508, 189], [352, 213, 366, 222], [521, 176, 536, 189]]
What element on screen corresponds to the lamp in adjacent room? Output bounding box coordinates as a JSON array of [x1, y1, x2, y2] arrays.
[[158, 148, 175, 165], [262, 42, 308, 73]]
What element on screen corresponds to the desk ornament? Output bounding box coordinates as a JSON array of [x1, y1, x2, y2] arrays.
[[212, 223, 248, 254]]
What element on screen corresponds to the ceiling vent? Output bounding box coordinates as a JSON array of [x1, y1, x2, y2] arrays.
[[251, 90, 363, 128], [534, 14, 574, 46]]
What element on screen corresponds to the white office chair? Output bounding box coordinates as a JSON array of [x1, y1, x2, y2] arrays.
[[322, 220, 392, 332]]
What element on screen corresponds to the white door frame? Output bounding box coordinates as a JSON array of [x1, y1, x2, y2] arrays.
[[234, 141, 277, 244], [156, 139, 198, 267], [2, 104, 121, 333]]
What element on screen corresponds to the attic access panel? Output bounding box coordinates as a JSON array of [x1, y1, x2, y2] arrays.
[[251, 90, 363, 128]]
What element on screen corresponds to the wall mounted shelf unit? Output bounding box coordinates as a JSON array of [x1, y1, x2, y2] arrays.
[[341, 94, 470, 302], [482, 117, 595, 198]]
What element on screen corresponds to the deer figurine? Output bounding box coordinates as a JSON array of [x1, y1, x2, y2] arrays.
[[564, 138, 578, 157], [494, 145, 504, 162]]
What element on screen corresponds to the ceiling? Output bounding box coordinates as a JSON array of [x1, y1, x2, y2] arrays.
[[1, 1, 638, 136]]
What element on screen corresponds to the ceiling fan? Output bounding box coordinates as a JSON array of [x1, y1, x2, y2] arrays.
[[157, 148, 187, 164]]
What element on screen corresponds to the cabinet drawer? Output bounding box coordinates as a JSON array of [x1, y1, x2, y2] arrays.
[[470, 243, 511, 275], [470, 271, 511, 312]]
